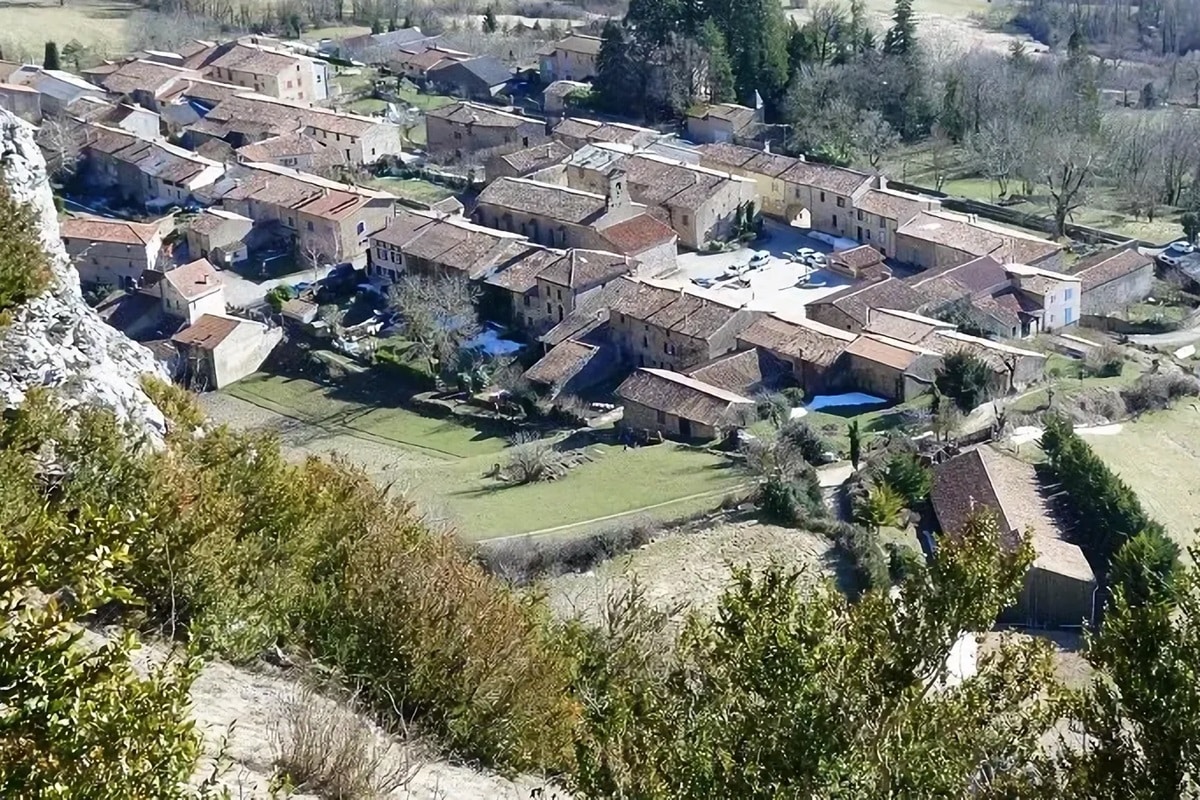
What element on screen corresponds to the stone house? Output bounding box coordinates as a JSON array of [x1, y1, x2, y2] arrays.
[[61, 216, 167, 290], [684, 102, 762, 144], [550, 117, 662, 151], [0, 83, 41, 122], [426, 56, 512, 101], [386, 45, 471, 81], [10, 66, 105, 115], [333, 27, 437, 62], [473, 175, 641, 252], [483, 247, 573, 329], [561, 144, 758, 249], [686, 348, 788, 398], [836, 334, 941, 402], [172, 312, 283, 390], [93, 59, 204, 111], [77, 122, 226, 207], [828, 245, 890, 282], [542, 80, 589, 120], [734, 314, 857, 394], [781, 159, 873, 235], [806, 276, 927, 333], [235, 132, 346, 171], [852, 186, 942, 258], [367, 208, 529, 283], [185, 208, 254, 267], [71, 99, 162, 141], [486, 140, 573, 181], [538, 33, 603, 83], [1074, 245, 1155, 316], [696, 142, 805, 219], [607, 278, 759, 371], [141, 257, 226, 324], [201, 43, 317, 103], [589, 213, 677, 276], [895, 210, 1062, 271], [616, 367, 754, 440], [425, 101, 546, 160], [533, 249, 633, 328], [188, 93, 402, 165], [932, 445, 1096, 627], [205, 163, 396, 266], [1006, 265, 1082, 331], [522, 338, 619, 399]]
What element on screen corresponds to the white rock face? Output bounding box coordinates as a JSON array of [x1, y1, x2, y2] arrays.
[[0, 111, 166, 439]]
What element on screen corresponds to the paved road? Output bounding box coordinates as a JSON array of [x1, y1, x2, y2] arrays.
[[219, 264, 334, 309]]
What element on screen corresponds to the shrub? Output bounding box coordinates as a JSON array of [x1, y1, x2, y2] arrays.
[[504, 431, 562, 484], [779, 418, 829, 465], [881, 452, 932, 506], [0, 179, 51, 317], [836, 523, 889, 594], [935, 351, 993, 412], [478, 519, 657, 584], [1108, 527, 1181, 607], [755, 392, 792, 426], [266, 285, 293, 313], [781, 386, 806, 406], [757, 468, 824, 524], [270, 684, 417, 798], [853, 482, 905, 530], [1082, 343, 1125, 378], [886, 541, 925, 583], [1122, 372, 1200, 415]]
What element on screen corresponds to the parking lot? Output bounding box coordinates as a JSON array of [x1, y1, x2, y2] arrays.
[[666, 221, 855, 316]]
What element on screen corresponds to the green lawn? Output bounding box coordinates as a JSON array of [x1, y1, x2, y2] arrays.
[[361, 177, 456, 204], [806, 395, 932, 454], [396, 82, 455, 112], [228, 373, 509, 459], [1007, 359, 1142, 415], [225, 373, 746, 539], [437, 443, 746, 540], [1085, 407, 1200, 549]]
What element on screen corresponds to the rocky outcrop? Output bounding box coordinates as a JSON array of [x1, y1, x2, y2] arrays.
[[0, 110, 166, 439]]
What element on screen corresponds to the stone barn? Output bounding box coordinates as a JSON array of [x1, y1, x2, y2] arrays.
[[616, 367, 753, 441]]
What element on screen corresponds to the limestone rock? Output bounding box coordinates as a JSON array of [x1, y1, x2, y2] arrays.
[[0, 110, 166, 439]]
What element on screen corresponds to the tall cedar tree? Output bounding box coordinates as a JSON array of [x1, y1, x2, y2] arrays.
[[698, 20, 736, 104], [43, 40, 60, 70], [596, 21, 639, 113], [708, 0, 790, 103], [882, 0, 916, 58], [482, 6, 498, 34]]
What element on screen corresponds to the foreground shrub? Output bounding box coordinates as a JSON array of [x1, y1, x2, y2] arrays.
[[0, 179, 51, 317], [480, 520, 656, 584]]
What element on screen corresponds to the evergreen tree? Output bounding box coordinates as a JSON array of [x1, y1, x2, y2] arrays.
[[848, 0, 869, 55], [403, 13, 413, 28], [698, 20, 735, 104], [482, 6, 498, 34], [370, 17, 383, 34], [626, 0, 685, 44], [43, 40, 60, 71], [709, 0, 790, 103], [848, 420, 861, 470], [940, 73, 966, 142], [882, 0, 915, 58], [1181, 209, 1200, 244], [388, 17, 397, 32], [595, 21, 640, 113]]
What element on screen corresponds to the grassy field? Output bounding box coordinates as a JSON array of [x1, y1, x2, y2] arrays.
[[361, 177, 456, 204], [883, 142, 1183, 244], [1085, 406, 1200, 549], [0, 0, 135, 60], [225, 373, 747, 540]]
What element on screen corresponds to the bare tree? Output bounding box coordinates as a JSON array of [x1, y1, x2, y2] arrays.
[[36, 114, 81, 180], [855, 110, 898, 171], [926, 126, 955, 193], [1155, 111, 1200, 207], [966, 116, 1024, 198], [503, 431, 562, 484], [387, 272, 481, 377], [807, 0, 849, 66], [1108, 115, 1161, 221], [1041, 133, 1103, 237]]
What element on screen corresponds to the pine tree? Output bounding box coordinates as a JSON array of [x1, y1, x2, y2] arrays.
[[482, 6, 498, 34], [848, 420, 861, 470], [596, 21, 639, 113], [403, 13, 412, 28], [698, 20, 735, 104], [370, 17, 383, 34], [882, 0, 915, 58], [709, 0, 790, 103], [43, 40, 60, 71]]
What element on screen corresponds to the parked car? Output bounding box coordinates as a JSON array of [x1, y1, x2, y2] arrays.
[[1158, 240, 1196, 267], [747, 250, 771, 270], [692, 277, 716, 288]]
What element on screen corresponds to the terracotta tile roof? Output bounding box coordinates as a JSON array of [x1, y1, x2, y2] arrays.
[[843, 334, 923, 371], [389, 46, 470, 73], [855, 188, 934, 224], [79, 123, 220, 185], [171, 313, 239, 349], [543, 79, 589, 99], [539, 33, 603, 57], [198, 93, 382, 139], [236, 131, 329, 159], [1074, 246, 1152, 291], [426, 100, 532, 128], [735, 314, 854, 367], [477, 177, 608, 225], [697, 143, 797, 178], [912, 256, 1010, 296], [863, 308, 949, 345], [61, 216, 161, 246], [830, 245, 885, 272], [780, 159, 870, 196], [206, 43, 299, 77], [811, 277, 925, 327], [899, 212, 1061, 264], [188, 208, 253, 237], [209, 164, 386, 220], [552, 117, 658, 147], [612, 279, 746, 341], [100, 60, 196, 96], [688, 349, 785, 396], [496, 140, 573, 175], [163, 258, 222, 300], [427, 56, 512, 88], [523, 339, 600, 388], [688, 102, 757, 131], [485, 247, 565, 292], [540, 248, 630, 289], [617, 367, 753, 427], [926, 329, 1045, 372], [370, 208, 439, 248], [599, 213, 677, 255]]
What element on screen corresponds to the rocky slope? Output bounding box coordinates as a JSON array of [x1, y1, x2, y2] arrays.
[[0, 110, 165, 438]]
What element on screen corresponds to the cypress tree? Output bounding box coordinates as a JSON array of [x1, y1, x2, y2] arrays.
[[43, 41, 60, 71], [698, 20, 735, 104], [882, 0, 915, 58]]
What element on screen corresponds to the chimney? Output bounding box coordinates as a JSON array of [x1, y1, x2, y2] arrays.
[[763, 140, 771, 154], [605, 169, 628, 212]]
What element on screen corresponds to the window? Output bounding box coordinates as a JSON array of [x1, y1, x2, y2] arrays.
[[832, 214, 838, 228], [836, 197, 845, 208], [866, 229, 871, 241], [642, 335, 648, 348], [820, 191, 826, 202], [371, 148, 376, 156], [656, 409, 666, 424], [523, 295, 531, 307], [335, 133, 340, 142], [682, 214, 689, 226], [1049, 294, 1055, 303], [306, 221, 314, 232], [1065, 306, 1074, 324], [522, 136, 529, 146], [1064, 287, 1074, 300], [356, 221, 366, 235], [1050, 314, 1055, 322], [556, 288, 562, 300], [794, 187, 801, 199], [547, 302, 552, 314], [286, 80, 293, 89]]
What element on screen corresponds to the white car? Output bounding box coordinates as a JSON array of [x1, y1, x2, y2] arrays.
[[1158, 240, 1196, 267], [747, 250, 771, 270]]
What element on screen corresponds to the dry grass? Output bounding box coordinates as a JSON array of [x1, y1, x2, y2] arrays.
[[270, 683, 420, 799], [0, 0, 136, 61]]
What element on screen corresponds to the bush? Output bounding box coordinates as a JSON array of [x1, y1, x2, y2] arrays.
[[504, 431, 562, 484], [478, 519, 657, 584], [266, 285, 293, 313], [1082, 343, 1125, 378], [881, 452, 932, 506], [779, 418, 829, 465], [755, 392, 792, 426], [886, 542, 926, 583], [935, 351, 993, 412], [375, 345, 435, 389], [758, 468, 824, 524], [853, 482, 905, 530], [836, 524, 890, 595], [0, 179, 51, 318], [781, 386, 806, 406], [1122, 372, 1200, 415], [270, 684, 417, 798]]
